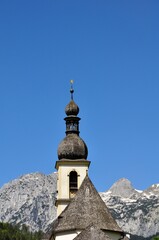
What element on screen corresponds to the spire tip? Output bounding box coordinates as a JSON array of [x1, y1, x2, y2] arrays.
[[70, 80, 74, 100]]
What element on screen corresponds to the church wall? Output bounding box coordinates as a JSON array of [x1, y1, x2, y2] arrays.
[[57, 203, 68, 216], [57, 164, 88, 215], [55, 230, 80, 240], [55, 229, 122, 240], [57, 164, 88, 199]]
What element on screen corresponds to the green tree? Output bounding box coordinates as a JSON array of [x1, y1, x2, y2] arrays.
[[0, 222, 43, 240], [152, 236, 159, 240]]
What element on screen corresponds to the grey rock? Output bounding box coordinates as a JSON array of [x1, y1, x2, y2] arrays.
[[0, 172, 57, 232], [101, 178, 159, 237], [108, 178, 139, 198]]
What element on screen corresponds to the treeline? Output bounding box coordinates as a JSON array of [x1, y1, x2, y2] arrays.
[[153, 236, 159, 240], [130, 234, 159, 240], [0, 222, 43, 240]]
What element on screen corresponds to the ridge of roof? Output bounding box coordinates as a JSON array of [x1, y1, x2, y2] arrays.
[[54, 175, 123, 233]]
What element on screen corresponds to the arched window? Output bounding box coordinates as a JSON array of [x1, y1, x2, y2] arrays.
[[69, 171, 78, 198]]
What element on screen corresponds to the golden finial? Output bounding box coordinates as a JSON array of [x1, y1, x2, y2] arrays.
[[70, 80, 74, 100], [70, 80, 74, 84]]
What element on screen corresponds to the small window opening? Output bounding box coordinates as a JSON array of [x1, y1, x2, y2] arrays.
[[69, 171, 78, 198]]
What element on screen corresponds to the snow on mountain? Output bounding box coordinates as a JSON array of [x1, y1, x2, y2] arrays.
[[101, 178, 159, 238], [0, 174, 159, 238]]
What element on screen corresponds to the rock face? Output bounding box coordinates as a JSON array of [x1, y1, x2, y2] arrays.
[[0, 174, 159, 238], [0, 173, 57, 232], [100, 178, 159, 238]]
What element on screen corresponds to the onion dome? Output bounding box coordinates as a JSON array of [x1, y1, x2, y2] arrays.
[[57, 80, 88, 160], [58, 134, 88, 160], [65, 100, 79, 116]]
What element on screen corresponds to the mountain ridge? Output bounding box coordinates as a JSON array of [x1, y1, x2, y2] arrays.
[[101, 177, 159, 237]]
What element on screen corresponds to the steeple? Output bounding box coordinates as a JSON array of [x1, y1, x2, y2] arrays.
[[55, 81, 90, 216], [64, 80, 80, 135], [57, 81, 88, 160]]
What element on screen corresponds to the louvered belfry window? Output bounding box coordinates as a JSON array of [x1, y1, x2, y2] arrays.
[[69, 171, 78, 198]]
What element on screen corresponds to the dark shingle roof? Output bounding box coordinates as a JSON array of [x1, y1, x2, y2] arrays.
[[73, 225, 112, 240], [54, 175, 123, 233], [58, 133, 88, 160]]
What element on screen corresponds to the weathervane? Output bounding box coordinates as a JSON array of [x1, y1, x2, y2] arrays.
[[70, 80, 74, 100]]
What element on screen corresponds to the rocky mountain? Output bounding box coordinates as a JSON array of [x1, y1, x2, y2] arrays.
[[0, 173, 57, 233], [100, 178, 159, 238], [0, 173, 159, 238]]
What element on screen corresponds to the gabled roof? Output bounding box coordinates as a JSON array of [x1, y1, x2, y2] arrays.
[[54, 175, 123, 233], [73, 225, 112, 240]]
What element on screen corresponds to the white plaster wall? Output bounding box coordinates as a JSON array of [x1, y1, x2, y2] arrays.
[[57, 164, 88, 216], [57, 165, 88, 199], [56, 161, 90, 216], [56, 230, 80, 240], [57, 203, 68, 216], [55, 230, 122, 240]]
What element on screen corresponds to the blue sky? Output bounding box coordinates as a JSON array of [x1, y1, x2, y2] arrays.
[[0, 1, 159, 192]]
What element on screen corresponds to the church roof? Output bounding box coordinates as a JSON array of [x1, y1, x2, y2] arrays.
[[58, 133, 88, 160], [73, 225, 112, 240], [54, 175, 123, 234], [65, 99, 79, 116]]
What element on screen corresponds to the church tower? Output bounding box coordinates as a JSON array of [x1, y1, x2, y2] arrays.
[[55, 81, 90, 216], [50, 82, 126, 240]]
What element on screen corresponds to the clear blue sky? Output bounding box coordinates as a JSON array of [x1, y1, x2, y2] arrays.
[[0, 1, 159, 192]]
